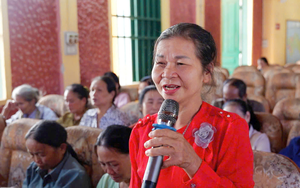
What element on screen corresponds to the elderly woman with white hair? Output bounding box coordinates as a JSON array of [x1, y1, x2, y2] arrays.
[[1, 84, 57, 125]]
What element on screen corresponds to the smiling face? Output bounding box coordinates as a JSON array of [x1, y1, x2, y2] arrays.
[[151, 37, 210, 107], [141, 90, 164, 116], [25, 138, 66, 171], [96, 146, 131, 183], [90, 80, 115, 108]]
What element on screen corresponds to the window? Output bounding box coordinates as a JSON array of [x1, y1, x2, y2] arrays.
[[0, 0, 12, 104], [111, 0, 161, 85]]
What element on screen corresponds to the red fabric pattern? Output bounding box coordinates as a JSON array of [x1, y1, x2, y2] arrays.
[[77, 0, 111, 87], [8, 0, 60, 94], [170, 0, 196, 25], [129, 102, 254, 187]]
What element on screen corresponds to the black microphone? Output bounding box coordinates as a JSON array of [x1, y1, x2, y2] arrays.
[[141, 99, 179, 188]]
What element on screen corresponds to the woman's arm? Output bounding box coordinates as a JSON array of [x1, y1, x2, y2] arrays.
[[144, 118, 254, 187], [129, 125, 143, 188]]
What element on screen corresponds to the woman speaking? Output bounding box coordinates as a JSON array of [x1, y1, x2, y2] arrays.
[[129, 23, 254, 187]]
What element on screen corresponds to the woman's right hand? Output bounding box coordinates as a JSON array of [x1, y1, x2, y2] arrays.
[[1, 99, 17, 118]]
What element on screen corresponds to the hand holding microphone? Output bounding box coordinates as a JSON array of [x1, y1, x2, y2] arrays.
[[142, 99, 203, 188], [141, 99, 179, 188]]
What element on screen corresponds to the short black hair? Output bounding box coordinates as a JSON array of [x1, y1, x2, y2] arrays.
[[140, 75, 153, 85], [104, 71, 121, 90], [91, 76, 117, 103], [65, 83, 89, 106], [259, 57, 269, 65], [222, 99, 261, 131], [138, 85, 158, 105], [95, 125, 132, 154], [223, 78, 247, 98], [25, 121, 82, 163]]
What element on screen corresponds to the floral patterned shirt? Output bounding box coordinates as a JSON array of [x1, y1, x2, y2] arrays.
[[79, 105, 130, 129]]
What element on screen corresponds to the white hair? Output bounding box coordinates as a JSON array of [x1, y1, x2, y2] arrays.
[[12, 84, 40, 103]]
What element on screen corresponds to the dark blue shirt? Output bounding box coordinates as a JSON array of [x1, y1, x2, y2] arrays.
[[22, 152, 91, 188], [279, 136, 300, 167]]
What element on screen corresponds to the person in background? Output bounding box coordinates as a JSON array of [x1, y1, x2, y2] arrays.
[[80, 76, 130, 129], [120, 76, 154, 125], [139, 85, 164, 117], [138, 75, 153, 95], [23, 121, 91, 188], [212, 78, 266, 112], [257, 57, 269, 71], [130, 23, 254, 187], [57, 84, 90, 127], [104, 72, 131, 108], [223, 99, 271, 152], [1, 84, 57, 125], [95, 125, 132, 188], [279, 136, 300, 167]]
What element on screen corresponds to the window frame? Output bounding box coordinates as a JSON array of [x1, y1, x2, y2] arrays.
[[0, 0, 12, 106]]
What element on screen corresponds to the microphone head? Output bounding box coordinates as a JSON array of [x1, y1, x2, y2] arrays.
[[157, 99, 179, 127]]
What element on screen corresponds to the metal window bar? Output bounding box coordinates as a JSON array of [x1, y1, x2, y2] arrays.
[[112, 0, 161, 82]]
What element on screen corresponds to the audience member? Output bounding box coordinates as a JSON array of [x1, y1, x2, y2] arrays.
[[130, 23, 254, 187], [80, 76, 130, 129], [139, 85, 164, 117], [104, 72, 131, 108], [120, 76, 154, 125], [95, 125, 132, 188], [138, 75, 153, 95], [223, 99, 271, 152], [57, 84, 90, 127], [212, 78, 266, 112], [23, 121, 91, 187], [257, 57, 269, 71], [279, 136, 300, 167], [1, 84, 57, 125]]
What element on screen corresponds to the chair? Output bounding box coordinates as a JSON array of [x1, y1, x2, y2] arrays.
[[38, 94, 68, 117], [287, 124, 300, 146], [231, 71, 266, 96], [215, 66, 229, 78], [255, 112, 285, 153], [253, 150, 300, 187], [121, 84, 139, 101], [0, 119, 104, 188], [248, 94, 270, 113], [0, 115, 5, 145], [273, 98, 300, 146], [263, 66, 292, 84], [202, 68, 227, 104], [284, 63, 297, 68], [233, 65, 258, 74], [265, 72, 300, 111], [291, 65, 300, 73]]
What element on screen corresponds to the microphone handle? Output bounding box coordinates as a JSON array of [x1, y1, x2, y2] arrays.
[[141, 155, 163, 188]]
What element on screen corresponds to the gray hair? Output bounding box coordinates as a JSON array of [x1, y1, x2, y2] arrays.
[[12, 84, 40, 103]]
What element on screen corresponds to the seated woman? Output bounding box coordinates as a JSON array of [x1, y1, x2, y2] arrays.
[[57, 84, 90, 127], [139, 85, 164, 117], [223, 99, 271, 152], [138, 75, 153, 95], [121, 85, 163, 125], [23, 121, 91, 188], [95, 125, 132, 188], [1, 84, 57, 125], [80, 76, 130, 129], [120, 76, 154, 125], [279, 136, 300, 167], [104, 72, 131, 108]]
